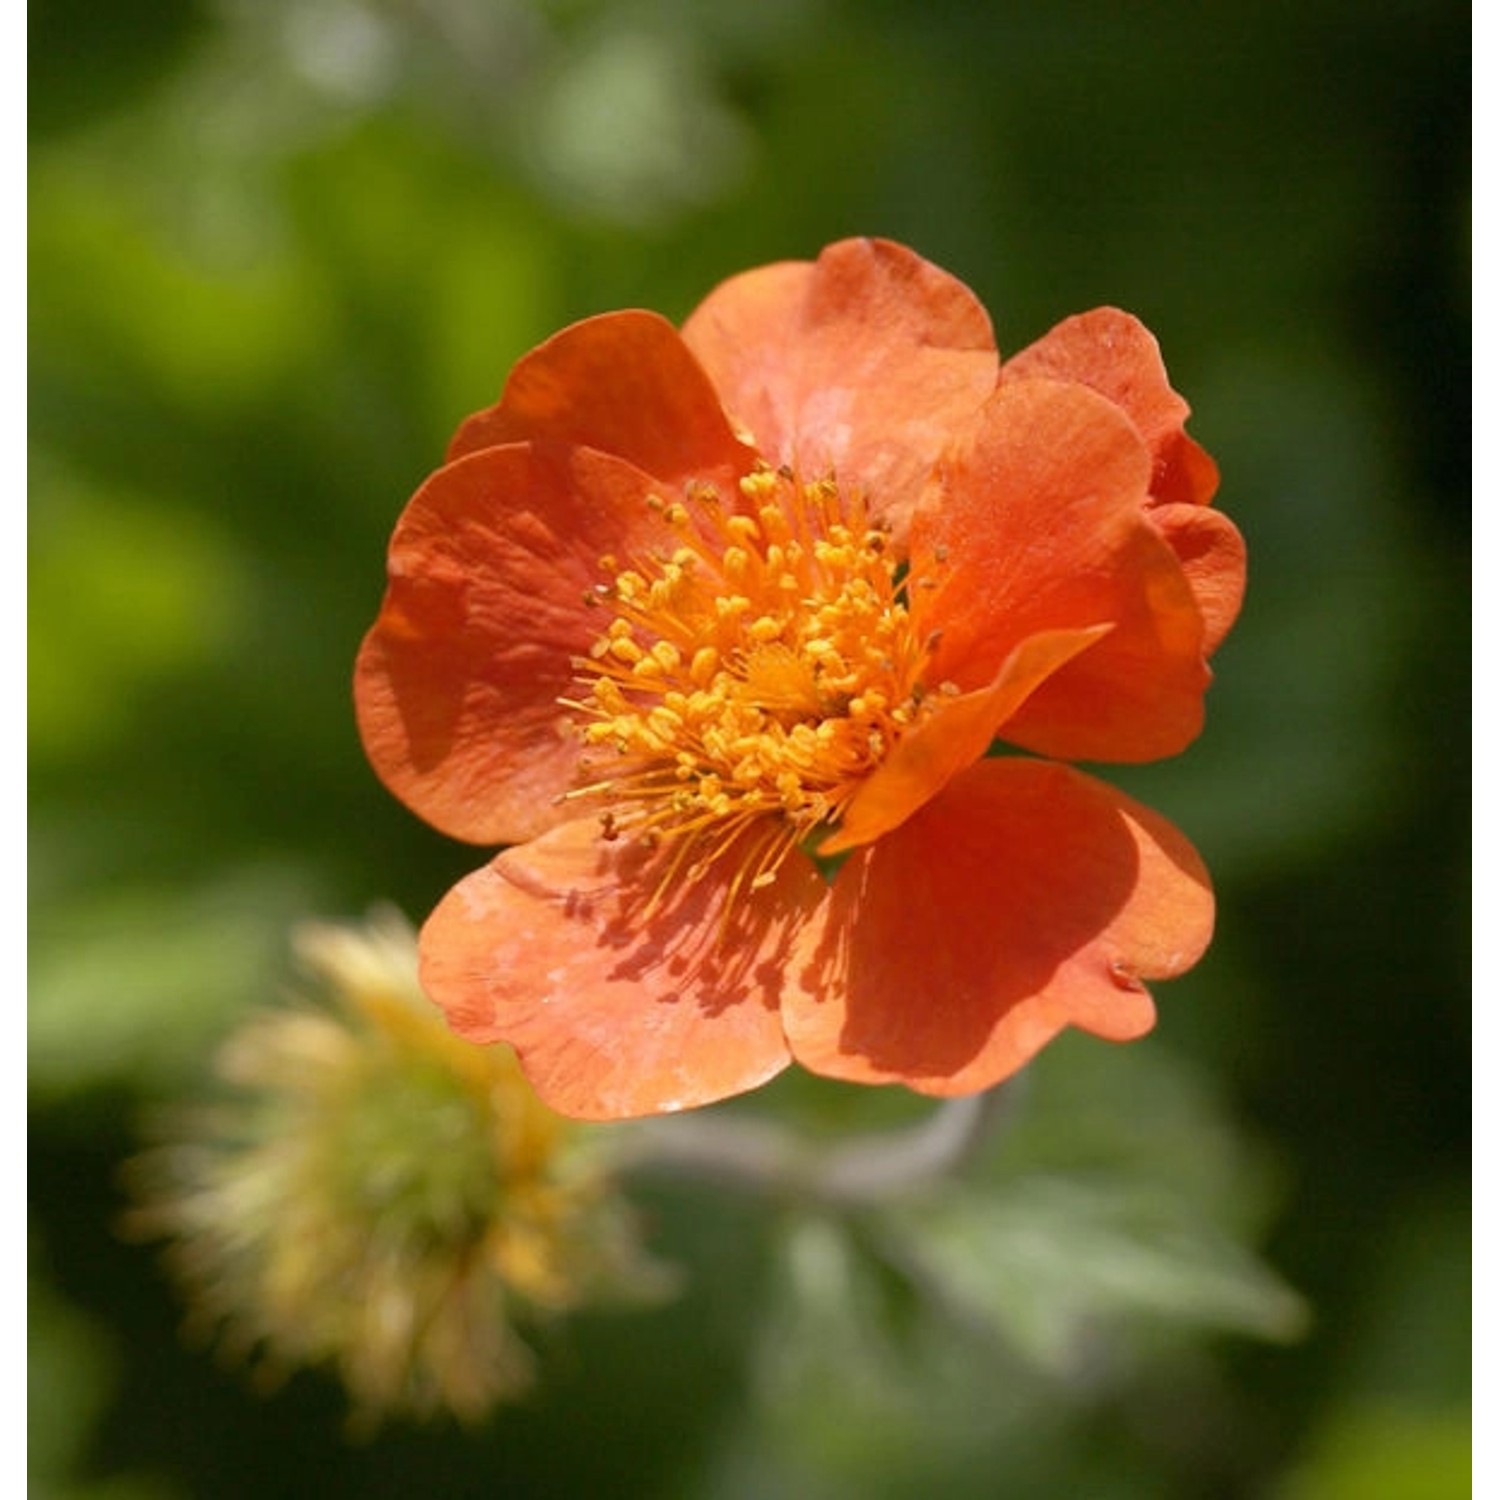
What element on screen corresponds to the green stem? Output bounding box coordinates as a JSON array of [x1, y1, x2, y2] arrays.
[[614, 1076, 1026, 1207]]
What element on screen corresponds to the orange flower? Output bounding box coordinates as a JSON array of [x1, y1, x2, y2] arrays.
[[356, 238, 1245, 1121]]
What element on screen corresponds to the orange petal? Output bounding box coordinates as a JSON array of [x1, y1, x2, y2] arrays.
[[1149, 503, 1247, 655], [820, 624, 1112, 856], [418, 820, 829, 1119], [912, 379, 1210, 762], [355, 444, 673, 845], [447, 310, 756, 492], [784, 760, 1213, 1096], [1002, 308, 1220, 506], [681, 238, 998, 538]]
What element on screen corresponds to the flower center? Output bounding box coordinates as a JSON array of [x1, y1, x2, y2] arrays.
[[567, 467, 935, 899]]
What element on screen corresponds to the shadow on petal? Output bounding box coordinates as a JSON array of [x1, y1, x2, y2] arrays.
[[787, 761, 1209, 1094], [420, 820, 834, 1118]]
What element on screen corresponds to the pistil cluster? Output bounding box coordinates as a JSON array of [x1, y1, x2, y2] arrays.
[[568, 467, 935, 898]]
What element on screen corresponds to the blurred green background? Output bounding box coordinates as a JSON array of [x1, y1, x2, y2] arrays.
[[30, 1, 1469, 1496]]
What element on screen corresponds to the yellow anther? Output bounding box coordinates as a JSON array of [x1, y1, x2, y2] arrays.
[[568, 466, 936, 908], [647, 707, 682, 739], [689, 646, 721, 686], [732, 754, 768, 785], [592, 680, 626, 712], [739, 470, 779, 501]]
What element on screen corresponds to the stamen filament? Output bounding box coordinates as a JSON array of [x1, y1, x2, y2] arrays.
[[566, 466, 939, 907]]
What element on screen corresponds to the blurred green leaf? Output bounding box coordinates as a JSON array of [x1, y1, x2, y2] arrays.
[[280, 121, 562, 446], [29, 869, 321, 1103], [30, 1244, 117, 1490], [1275, 1404, 1470, 1500], [996, 1034, 1288, 1239], [29, 462, 249, 762], [29, 159, 328, 412], [30, 1230, 185, 1499], [1335, 1186, 1471, 1409], [885, 1177, 1308, 1378], [29, 0, 208, 140], [517, 26, 752, 226], [706, 1215, 1036, 1500], [899, 1040, 1311, 1369]]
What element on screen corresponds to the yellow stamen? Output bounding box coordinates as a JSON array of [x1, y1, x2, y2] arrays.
[[567, 466, 940, 902]]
